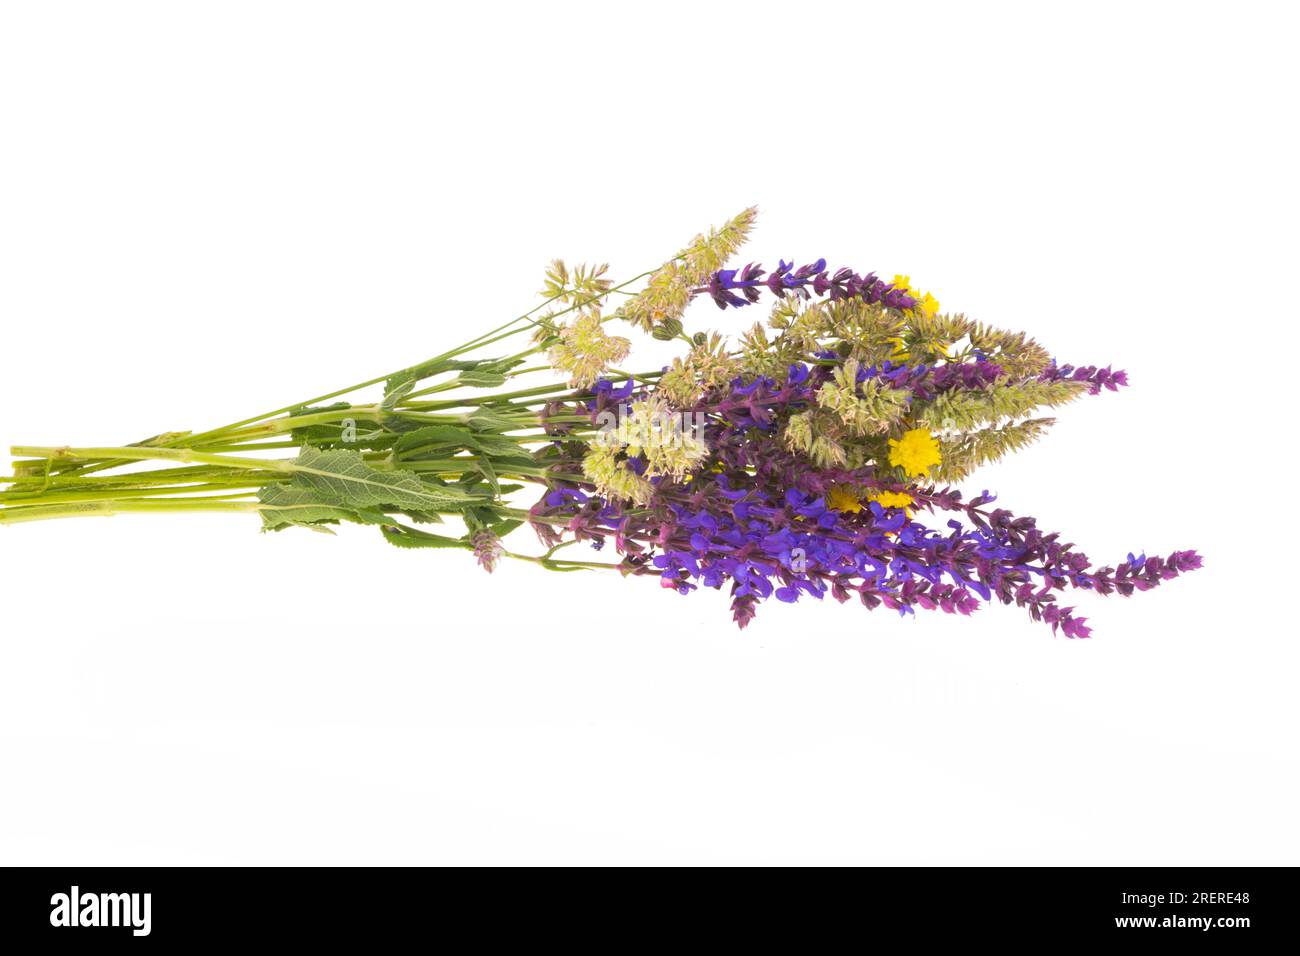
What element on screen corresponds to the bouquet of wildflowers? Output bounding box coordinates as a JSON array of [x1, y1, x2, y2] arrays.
[[0, 209, 1199, 636]]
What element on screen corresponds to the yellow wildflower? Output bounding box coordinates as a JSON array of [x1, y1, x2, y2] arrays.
[[868, 489, 914, 510], [888, 428, 943, 478], [826, 484, 916, 523], [891, 274, 940, 319], [918, 291, 940, 319], [825, 484, 863, 513]]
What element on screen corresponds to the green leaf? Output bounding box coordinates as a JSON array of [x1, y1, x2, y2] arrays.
[[258, 483, 389, 531], [475, 436, 530, 459], [403, 511, 445, 525], [385, 357, 451, 394], [467, 409, 520, 432], [288, 401, 353, 418], [288, 447, 477, 513], [381, 377, 416, 409], [489, 518, 524, 537], [451, 356, 523, 375], [380, 524, 471, 550], [377, 375, 420, 433], [477, 456, 499, 496], [293, 425, 396, 451], [394, 424, 476, 453], [456, 370, 508, 388]]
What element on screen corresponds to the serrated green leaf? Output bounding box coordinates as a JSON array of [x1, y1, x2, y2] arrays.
[[288, 447, 477, 513], [386, 357, 451, 392], [394, 424, 476, 453], [489, 518, 524, 537], [288, 402, 388, 448], [469, 435, 526, 458], [382, 377, 416, 410], [463, 505, 498, 529], [292, 426, 396, 451], [258, 483, 389, 531], [399, 446, 469, 463], [476, 456, 499, 495], [403, 511, 445, 525], [380, 524, 471, 550]]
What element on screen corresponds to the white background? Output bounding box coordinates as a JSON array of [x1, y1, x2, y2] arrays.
[[1, 1, 1295, 865]]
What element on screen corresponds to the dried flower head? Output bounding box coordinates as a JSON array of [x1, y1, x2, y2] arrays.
[[547, 310, 631, 388], [582, 443, 653, 505], [658, 331, 739, 407], [618, 207, 758, 331], [540, 259, 613, 307], [783, 410, 849, 468], [815, 359, 909, 436], [620, 395, 709, 480]]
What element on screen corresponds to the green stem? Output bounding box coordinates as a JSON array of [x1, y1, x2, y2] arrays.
[[24, 267, 662, 480], [2, 463, 284, 491], [180, 268, 659, 442], [0, 498, 264, 524], [11, 446, 294, 473], [1, 484, 265, 507], [503, 551, 623, 571]]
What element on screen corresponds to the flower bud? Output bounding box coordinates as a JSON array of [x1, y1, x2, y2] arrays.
[[651, 318, 684, 341]]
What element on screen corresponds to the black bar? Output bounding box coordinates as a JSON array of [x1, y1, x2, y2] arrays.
[[0, 866, 1289, 944]]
